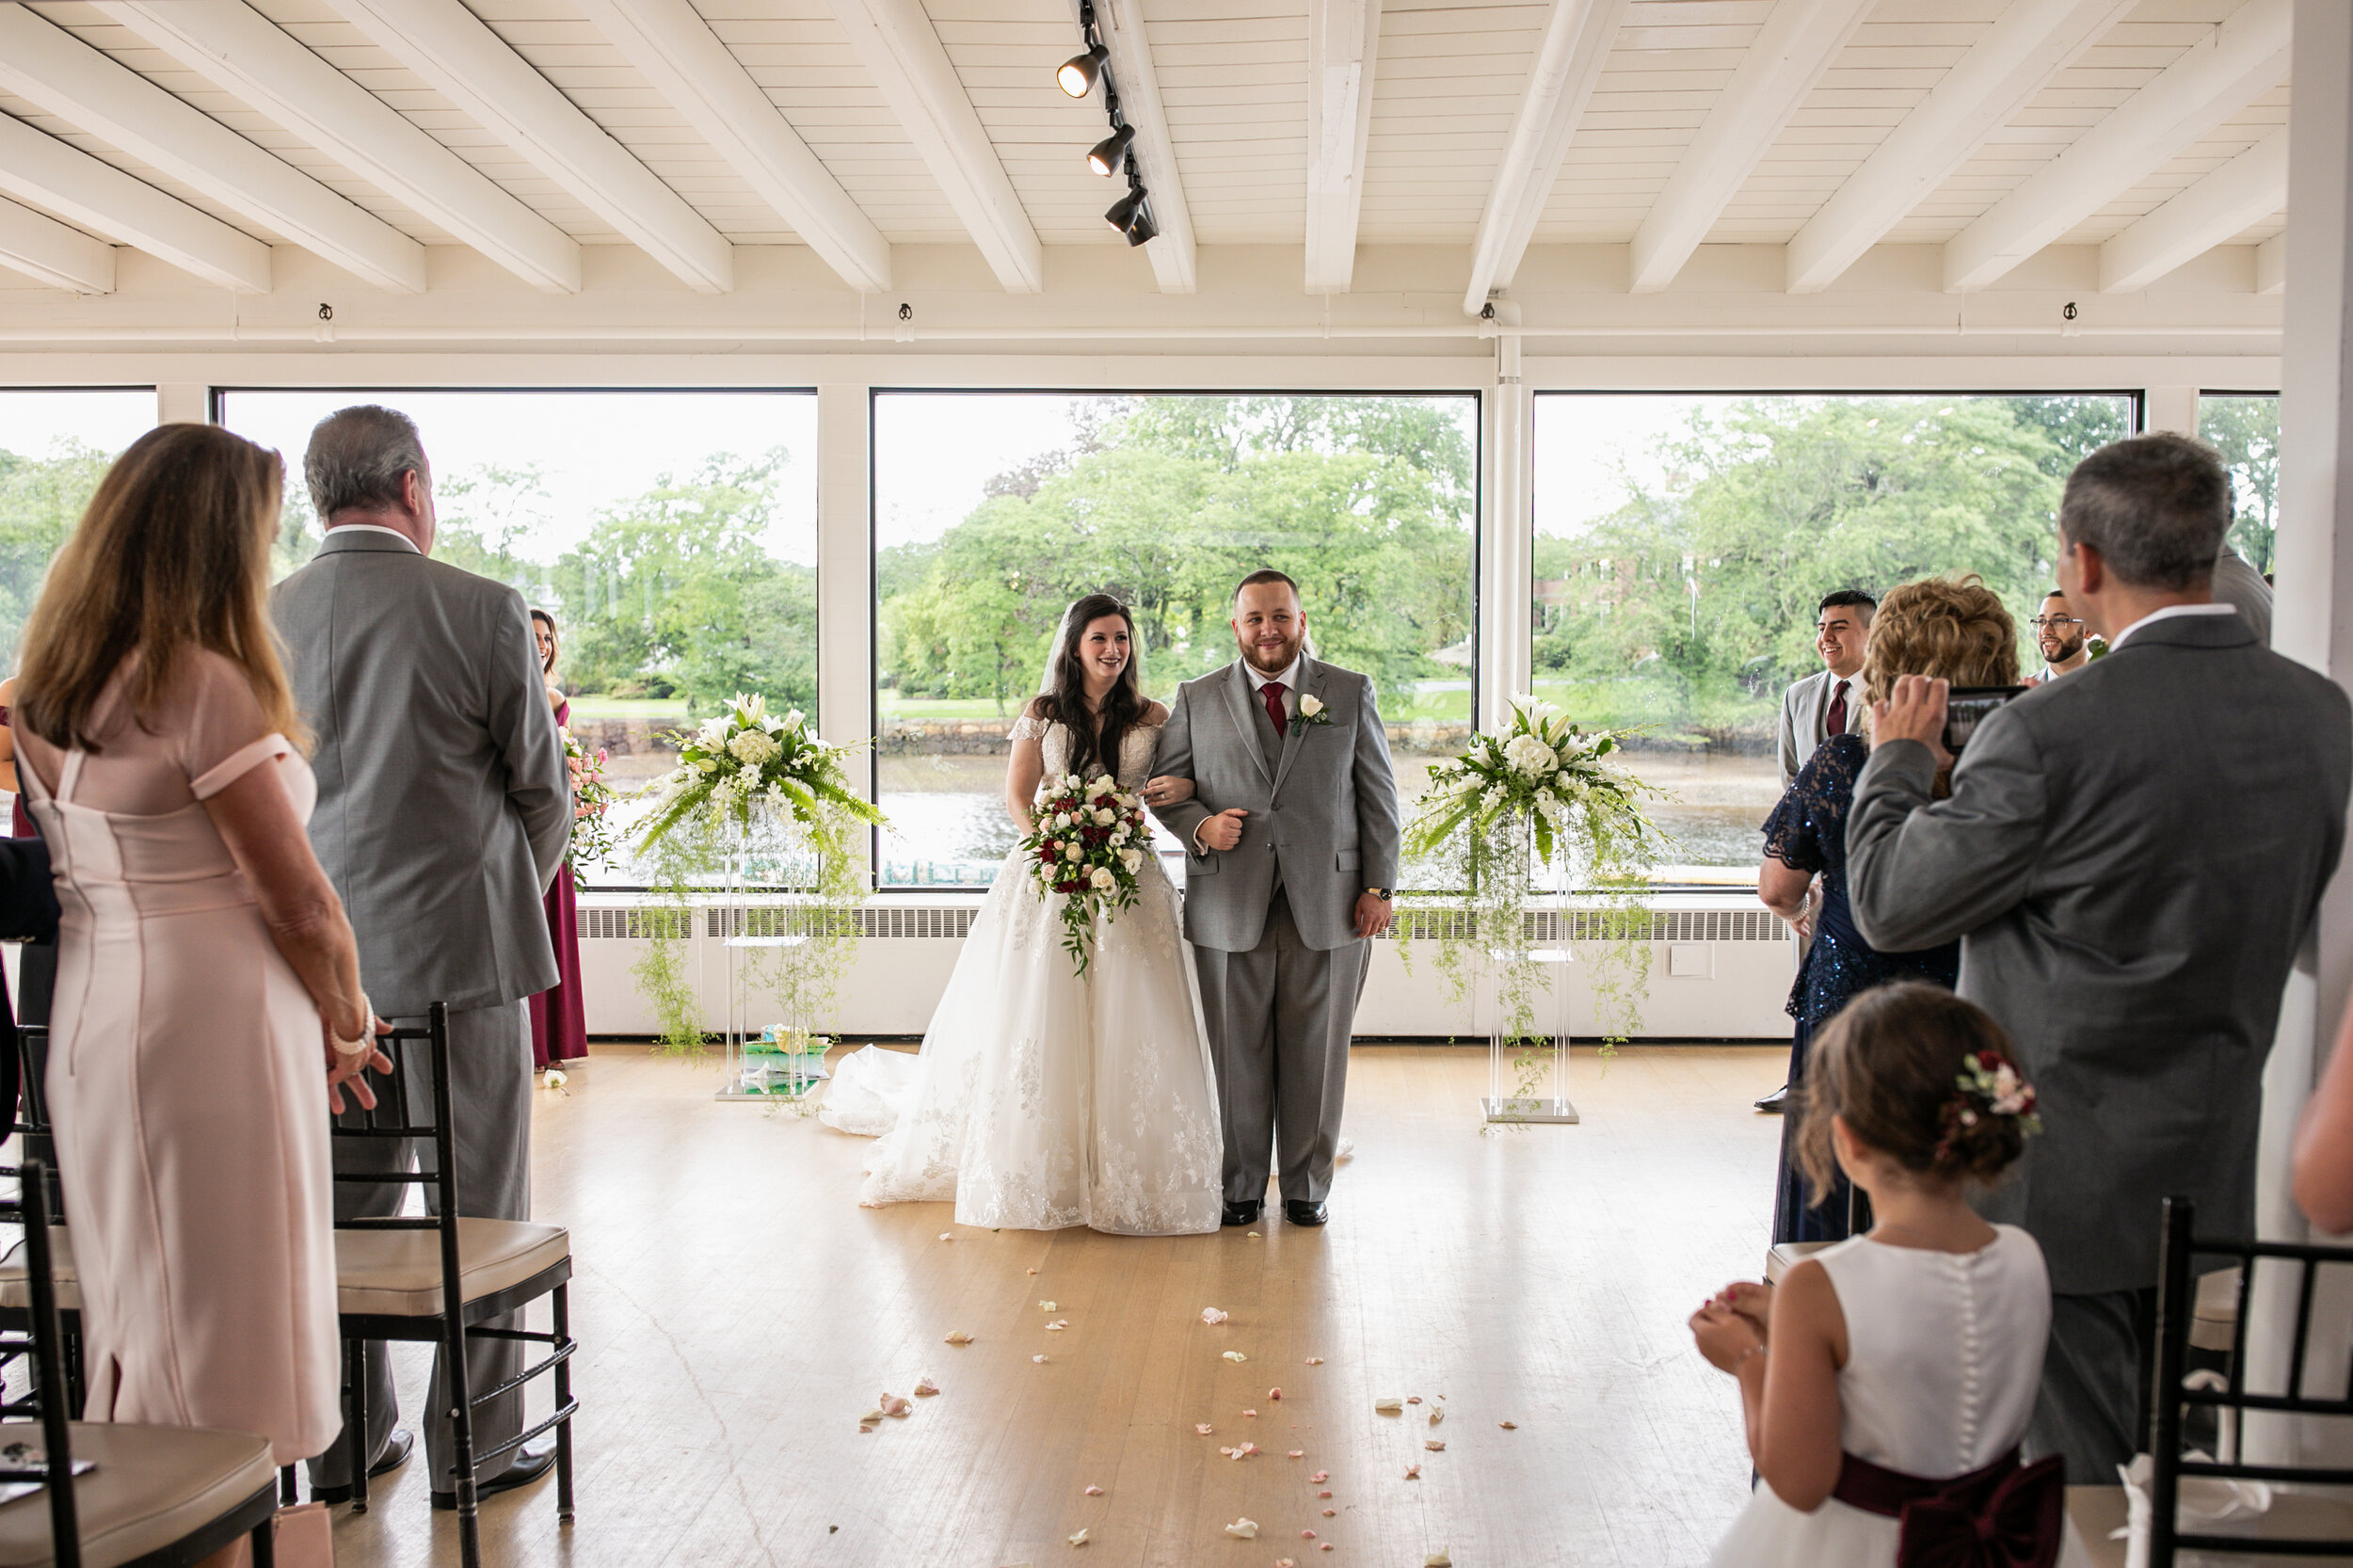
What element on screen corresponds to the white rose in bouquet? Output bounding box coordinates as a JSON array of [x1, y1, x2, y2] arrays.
[[1064, 842, 1082, 861], [1120, 847, 1143, 872], [1503, 733, 1558, 777], [1089, 865, 1116, 889], [1094, 808, 1115, 825], [1056, 812, 1073, 828]]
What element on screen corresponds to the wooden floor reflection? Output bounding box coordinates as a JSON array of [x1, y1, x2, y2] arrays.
[[329, 1041, 1788, 1568]]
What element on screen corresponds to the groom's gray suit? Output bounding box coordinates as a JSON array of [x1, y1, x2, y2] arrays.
[[1152, 655, 1401, 1206], [273, 527, 570, 1492]]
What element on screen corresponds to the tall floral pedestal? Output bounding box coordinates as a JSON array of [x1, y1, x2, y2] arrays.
[[1481, 909, 1579, 1125], [705, 827, 831, 1102]]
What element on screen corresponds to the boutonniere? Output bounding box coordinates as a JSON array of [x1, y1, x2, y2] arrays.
[[1295, 693, 1334, 728]]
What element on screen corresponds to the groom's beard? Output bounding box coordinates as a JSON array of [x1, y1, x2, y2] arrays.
[[1239, 632, 1303, 677]]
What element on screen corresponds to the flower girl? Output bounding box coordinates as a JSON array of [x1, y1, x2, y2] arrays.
[[1691, 983, 2080, 1568]]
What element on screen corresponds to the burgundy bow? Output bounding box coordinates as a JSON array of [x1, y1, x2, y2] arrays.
[[1832, 1448, 2066, 1568]]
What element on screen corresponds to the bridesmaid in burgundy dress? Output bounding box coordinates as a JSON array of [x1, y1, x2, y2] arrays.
[[529, 610, 588, 1070]]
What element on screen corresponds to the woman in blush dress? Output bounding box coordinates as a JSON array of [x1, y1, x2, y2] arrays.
[[823, 592, 1225, 1235], [12, 424, 389, 1483], [1757, 576, 2019, 1245], [528, 608, 587, 1071]]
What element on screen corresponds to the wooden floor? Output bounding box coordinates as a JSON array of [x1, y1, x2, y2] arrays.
[[330, 1042, 1791, 1568]]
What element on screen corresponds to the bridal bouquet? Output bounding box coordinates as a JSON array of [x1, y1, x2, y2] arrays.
[[1021, 773, 1150, 978], [560, 726, 623, 889]]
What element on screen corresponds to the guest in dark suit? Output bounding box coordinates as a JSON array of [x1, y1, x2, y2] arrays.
[[1847, 432, 2353, 1483]]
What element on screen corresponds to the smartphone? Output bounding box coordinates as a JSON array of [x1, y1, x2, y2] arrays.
[[1942, 686, 2027, 756]]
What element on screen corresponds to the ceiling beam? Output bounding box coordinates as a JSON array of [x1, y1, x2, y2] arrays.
[[2100, 127, 2286, 293], [322, 0, 733, 294], [0, 195, 114, 293], [1085, 0, 1195, 294], [1785, 0, 2135, 295], [1461, 0, 1628, 316], [0, 5, 423, 292], [94, 0, 579, 294], [1305, 0, 1379, 295], [579, 0, 888, 292], [828, 0, 1040, 293], [1944, 0, 2291, 293], [2255, 230, 2285, 295], [1628, 0, 1873, 295], [0, 113, 270, 291]]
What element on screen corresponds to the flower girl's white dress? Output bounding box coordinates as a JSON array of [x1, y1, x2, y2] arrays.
[[821, 714, 1224, 1235], [1709, 1225, 2091, 1568]]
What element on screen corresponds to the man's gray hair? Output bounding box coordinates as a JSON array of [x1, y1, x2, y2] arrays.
[[304, 404, 429, 520], [2058, 432, 2230, 591]]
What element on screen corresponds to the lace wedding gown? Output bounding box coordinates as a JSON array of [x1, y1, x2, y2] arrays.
[[821, 714, 1224, 1235]]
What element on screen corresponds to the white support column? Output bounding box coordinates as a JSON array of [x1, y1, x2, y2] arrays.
[[816, 382, 875, 806], [2256, 0, 2353, 1463], [1478, 328, 1531, 731], [155, 383, 209, 425], [2145, 383, 2200, 436]]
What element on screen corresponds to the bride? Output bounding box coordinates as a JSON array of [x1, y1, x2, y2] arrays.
[[822, 592, 1225, 1235]]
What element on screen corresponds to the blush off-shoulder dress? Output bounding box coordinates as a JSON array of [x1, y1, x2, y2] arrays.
[[15, 652, 342, 1464]]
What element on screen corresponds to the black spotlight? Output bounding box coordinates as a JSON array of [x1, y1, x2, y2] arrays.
[[1123, 196, 1158, 247], [1104, 186, 1144, 234], [1058, 43, 1107, 98], [1087, 125, 1135, 177]]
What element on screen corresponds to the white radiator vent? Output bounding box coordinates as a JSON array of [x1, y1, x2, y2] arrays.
[[585, 904, 1768, 943], [1384, 908, 1781, 943], [580, 907, 693, 940]]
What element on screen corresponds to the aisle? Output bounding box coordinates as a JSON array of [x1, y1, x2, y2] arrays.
[[330, 1042, 1787, 1568]]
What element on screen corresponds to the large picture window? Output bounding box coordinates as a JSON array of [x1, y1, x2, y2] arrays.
[[218, 389, 819, 885], [1532, 392, 2136, 880], [2200, 392, 2279, 576], [873, 392, 1479, 888], [0, 389, 156, 663]]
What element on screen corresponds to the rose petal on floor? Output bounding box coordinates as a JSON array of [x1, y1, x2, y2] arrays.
[[1424, 1439, 1446, 1451], [1224, 1518, 1259, 1540], [1305, 1357, 1324, 1366], [1318, 1491, 1332, 1499], [945, 1331, 973, 1346], [1406, 1396, 1421, 1405], [1033, 1354, 1048, 1364], [1243, 1409, 1257, 1418], [938, 1232, 952, 1241], [1269, 1387, 1282, 1400], [913, 1377, 939, 1397], [1288, 1450, 1305, 1459], [1246, 1231, 1262, 1239], [1428, 1408, 1445, 1426], [1200, 1307, 1228, 1325], [1039, 1301, 1057, 1311], [1374, 1398, 1403, 1414], [1066, 1528, 1088, 1547], [1224, 1352, 1249, 1363], [1404, 1464, 1421, 1480], [1498, 1420, 1516, 1430], [1196, 1423, 1215, 1435], [1310, 1471, 1329, 1483], [1425, 1552, 1451, 1568], [1083, 1485, 1104, 1496], [1302, 1529, 1317, 1540], [879, 1393, 911, 1417], [1322, 1510, 1336, 1518]]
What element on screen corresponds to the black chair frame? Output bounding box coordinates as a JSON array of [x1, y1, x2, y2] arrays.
[[2150, 1194, 2353, 1565], [330, 1001, 575, 1568], [3, 1026, 83, 1416], [2, 1160, 277, 1568]]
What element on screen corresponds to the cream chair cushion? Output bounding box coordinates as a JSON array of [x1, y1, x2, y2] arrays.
[[0, 1232, 77, 1314], [1764, 1240, 1833, 1285], [335, 1218, 569, 1316], [0, 1421, 271, 1568]]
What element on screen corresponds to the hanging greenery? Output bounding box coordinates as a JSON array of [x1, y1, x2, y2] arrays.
[[631, 693, 886, 1054], [1398, 696, 1667, 1099]]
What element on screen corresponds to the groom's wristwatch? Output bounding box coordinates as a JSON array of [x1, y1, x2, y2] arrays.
[[1367, 886, 1392, 901]]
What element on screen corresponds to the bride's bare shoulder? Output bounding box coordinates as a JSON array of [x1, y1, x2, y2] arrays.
[[1141, 700, 1170, 727]]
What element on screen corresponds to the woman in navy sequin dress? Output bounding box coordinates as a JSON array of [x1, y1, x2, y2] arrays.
[[1758, 576, 2020, 1243]]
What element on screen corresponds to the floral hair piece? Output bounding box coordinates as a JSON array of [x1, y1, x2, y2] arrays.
[[1936, 1048, 2044, 1163]]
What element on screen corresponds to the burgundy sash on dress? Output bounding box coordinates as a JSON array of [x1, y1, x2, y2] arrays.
[[1831, 1447, 2065, 1568]]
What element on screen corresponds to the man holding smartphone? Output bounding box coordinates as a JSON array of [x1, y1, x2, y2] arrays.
[[1844, 433, 2352, 1486]]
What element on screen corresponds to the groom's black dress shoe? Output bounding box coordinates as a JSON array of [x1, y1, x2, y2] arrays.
[[312, 1428, 414, 1505], [1222, 1199, 1262, 1226], [1285, 1200, 1329, 1227]]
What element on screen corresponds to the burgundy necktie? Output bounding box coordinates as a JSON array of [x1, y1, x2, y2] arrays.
[[1262, 680, 1289, 738], [1825, 679, 1849, 738]]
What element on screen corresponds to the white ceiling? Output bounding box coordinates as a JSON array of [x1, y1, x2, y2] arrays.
[[0, 0, 2295, 303]]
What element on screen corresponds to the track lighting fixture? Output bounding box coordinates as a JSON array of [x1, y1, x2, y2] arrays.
[[1087, 125, 1135, 177], [1122, 197, 1158, 248], [1104, 186, 1144, 234], [1057, 44, 1107, 98]]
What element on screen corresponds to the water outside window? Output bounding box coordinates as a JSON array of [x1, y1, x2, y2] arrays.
[[217, 390, 819, 887], [0, 389, 157, 663], [873, 392, 1479, 889], [1533, 392, 2137, 883]]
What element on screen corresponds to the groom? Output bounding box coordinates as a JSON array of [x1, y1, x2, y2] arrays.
[[1149, 569, 1401, 1226]]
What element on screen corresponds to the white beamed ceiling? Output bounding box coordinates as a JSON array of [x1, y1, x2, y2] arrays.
[[0, 0, 2296, 307]]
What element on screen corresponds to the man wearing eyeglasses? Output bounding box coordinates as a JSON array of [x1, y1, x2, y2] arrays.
[[2028, 590, 2091, 684]]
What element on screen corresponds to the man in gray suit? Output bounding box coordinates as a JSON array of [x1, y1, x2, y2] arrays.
[[1777, 589, 1875, 789], [1848, 433, 2352, 1482], [1149, 570, 1401, 1227], [273, 406, 572, 1507]]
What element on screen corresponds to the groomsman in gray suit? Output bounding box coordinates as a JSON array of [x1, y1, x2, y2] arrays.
[[1148, 570, 1401, 1227], [273, 406, 572, 1507], [1848, 433, 2352, 1482], [1777, 589, 1875, 789]]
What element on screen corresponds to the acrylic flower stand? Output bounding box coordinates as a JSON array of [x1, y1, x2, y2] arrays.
[[707, 823, 830, 1102], [1480, 900, 1580, 1126]]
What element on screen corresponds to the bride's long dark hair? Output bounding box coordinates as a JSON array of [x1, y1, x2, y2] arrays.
[[1034, 592, 1144, 781]]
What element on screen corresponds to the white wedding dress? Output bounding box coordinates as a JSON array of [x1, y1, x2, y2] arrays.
[[821, 714, 1225, 1235]]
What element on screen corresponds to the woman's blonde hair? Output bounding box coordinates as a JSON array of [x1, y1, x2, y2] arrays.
[[18, 424, 309, 755], [1860, 574, 2021, 712]]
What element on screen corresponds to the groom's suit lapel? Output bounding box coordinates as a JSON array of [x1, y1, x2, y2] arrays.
[[1221, 661, 1275, 788], [1270, 658, 1327, 799]]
